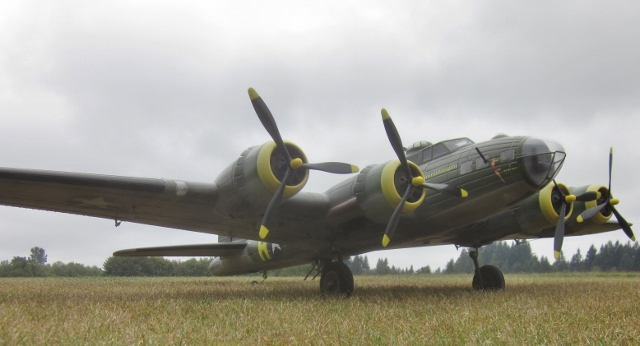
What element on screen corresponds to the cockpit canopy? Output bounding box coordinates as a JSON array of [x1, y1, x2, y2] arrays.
[[406, 138, 474, 164]]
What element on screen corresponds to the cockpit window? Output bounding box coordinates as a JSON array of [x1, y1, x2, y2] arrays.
[[432, 144, 448, 159], [422, 147, 432, 162], [443, 138, 474, 151]]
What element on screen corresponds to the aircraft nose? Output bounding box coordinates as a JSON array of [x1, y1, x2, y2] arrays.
[[519, 137, 566, 188]]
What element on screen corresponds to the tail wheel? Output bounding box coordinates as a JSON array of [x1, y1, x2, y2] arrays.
[[472, 265, 505, 291], [320, 262, 354, 296]]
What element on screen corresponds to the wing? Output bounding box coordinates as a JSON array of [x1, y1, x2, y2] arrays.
[[0, 167, 222, 233], [113, 242, 247, 257]]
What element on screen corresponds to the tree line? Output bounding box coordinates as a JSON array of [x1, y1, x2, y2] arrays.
[[441, 240, 640, 274], [2, 240, 640, 277]]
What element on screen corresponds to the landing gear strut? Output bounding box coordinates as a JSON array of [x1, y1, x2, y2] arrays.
[[319, 261, 354, 296], [469, 249, 505, 290]]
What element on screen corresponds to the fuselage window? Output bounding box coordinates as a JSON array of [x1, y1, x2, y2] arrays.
[[476, 157, 488, 169], [500, 149, 515, 162], [460, 161, 473, 175]]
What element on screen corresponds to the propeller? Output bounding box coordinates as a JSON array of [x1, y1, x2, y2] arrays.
[[576, 148, 635, 241], [248, 88, 359, 239], [380, 109, 468, 247], [551, 181, 601, 260], [551, 180, 576, 260]]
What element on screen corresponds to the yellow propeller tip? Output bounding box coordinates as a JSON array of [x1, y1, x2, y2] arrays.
[[381, 108, 390, 120], [610, 198, 620, 206], [382, 234, 391, 247], [554, 251, 561, 260], [565, 195, 576, 203], [576, 216, 584, 223], [351, 165, 360, 173], [259, 225, 269, 239], [632, 236, 637, 242], [290, 158, 303, 169], [461, 189, 469, 198], [412, 176, 425, 186], [248, 88, 260, 100]]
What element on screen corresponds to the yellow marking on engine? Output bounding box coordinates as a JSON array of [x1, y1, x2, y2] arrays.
[[258, 242, 271, 261]]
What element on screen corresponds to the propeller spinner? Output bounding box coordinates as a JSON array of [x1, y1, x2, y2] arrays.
[[248, 88, 359, 239]]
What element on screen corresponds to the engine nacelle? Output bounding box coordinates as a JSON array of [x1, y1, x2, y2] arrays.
[[214, 141, 309, 215], [516, 182, 574, 229], [569, 184, 612, 224], [354, 160, 426, 223]]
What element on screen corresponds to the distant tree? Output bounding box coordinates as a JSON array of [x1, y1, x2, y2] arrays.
[[375, 257, 391, 275], [570, 249, 584, 272], [585, 245, 597, 271], [8, 256, 33, 277], [552, 252, 568, 272], [416, 265, 431, 274], [362, 256, 370, 271], [28, 247, 48, 276]]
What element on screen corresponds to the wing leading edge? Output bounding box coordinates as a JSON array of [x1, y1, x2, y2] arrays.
[[113, 242, 247, 257]]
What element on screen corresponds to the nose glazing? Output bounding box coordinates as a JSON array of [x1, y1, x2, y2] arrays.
[[519, 137, 566, 188]]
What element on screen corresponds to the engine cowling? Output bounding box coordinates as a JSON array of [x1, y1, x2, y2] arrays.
[[354, 160, 426, 223], [214, 141, 309, 215], [569, 184, 612, 224], [517, 182, 574, 229]]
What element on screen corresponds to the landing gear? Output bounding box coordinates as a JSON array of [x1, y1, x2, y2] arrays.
[[469, 249, 505, 290], [319, 261, 354, 296]]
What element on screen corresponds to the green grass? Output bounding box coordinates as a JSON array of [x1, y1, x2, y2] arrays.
[[1, 274, 639, 345]]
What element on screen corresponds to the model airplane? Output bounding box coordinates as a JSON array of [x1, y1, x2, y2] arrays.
[[0, 88, 634, 295]]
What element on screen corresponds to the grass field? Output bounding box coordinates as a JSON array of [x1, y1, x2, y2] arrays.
[[1, 273, 639, 345]]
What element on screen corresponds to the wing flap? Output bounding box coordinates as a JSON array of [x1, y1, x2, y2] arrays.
[[113, 242, 247, 257]]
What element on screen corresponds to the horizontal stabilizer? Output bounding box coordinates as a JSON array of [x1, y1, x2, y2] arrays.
[[113, 242, 247, 257]]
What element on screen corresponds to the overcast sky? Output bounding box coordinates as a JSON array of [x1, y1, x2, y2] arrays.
[[1, 1, 639, 271]]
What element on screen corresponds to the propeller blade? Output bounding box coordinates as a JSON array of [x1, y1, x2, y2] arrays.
[[258, 168, 292, 239], [611, 205, 636, 241], [381, 109, 412, 176], [576, 202, 607, 223], [553, 203, 566, 260], [608, 147, 613, 193], [248, 88, 291, 161], [382, 186, 413, 247], [422, 182, 469, 198], [575, 191, 599, 202], [301, 162, 359, 174]]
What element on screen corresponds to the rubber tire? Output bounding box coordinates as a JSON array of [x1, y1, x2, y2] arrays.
[[320, 262, 354, 296], [472, 265, 505, 291]]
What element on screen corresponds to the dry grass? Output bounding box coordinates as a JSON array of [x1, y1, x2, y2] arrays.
[[1, 273, 639, 345]]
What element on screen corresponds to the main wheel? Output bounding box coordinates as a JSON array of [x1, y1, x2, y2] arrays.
[[320, 262, 354, 296], [472, 265, 505, 291]]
